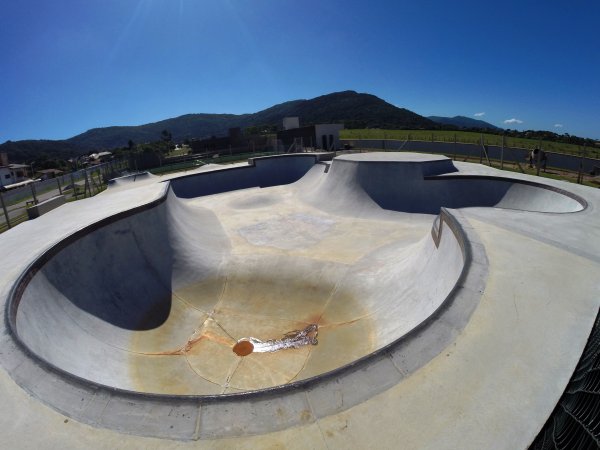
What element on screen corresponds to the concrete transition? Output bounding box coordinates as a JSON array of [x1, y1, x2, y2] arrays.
[[0, 152, 598, 448]]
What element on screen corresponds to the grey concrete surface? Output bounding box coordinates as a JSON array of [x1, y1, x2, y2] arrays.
[[0, 153, 598, 448]]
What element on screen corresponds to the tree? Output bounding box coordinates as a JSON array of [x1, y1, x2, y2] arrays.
[[161, 129, 172, 143]]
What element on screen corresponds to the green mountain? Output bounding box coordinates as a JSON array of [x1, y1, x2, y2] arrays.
[[250, 91, 434, 130], [428, 115, 501, 130], [66, 91, 433, 148], [1, 91, 434, 162], [0, 139, 82, 165], [67, 114, 245, 150]]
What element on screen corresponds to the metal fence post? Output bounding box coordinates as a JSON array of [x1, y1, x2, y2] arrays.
[[453, 134, 457, 160], [0, 191, 11, 229], [56, 177, 62, 195], [84, 169, 91, 197], [91, 169, 99, 194], [93, 170, 102, 192], [500, 135, 505, 170], [479, 134, 483, 164], [30, 182, 38, 204], [70, 173, 77, 200], [577, 145, 587, 184]]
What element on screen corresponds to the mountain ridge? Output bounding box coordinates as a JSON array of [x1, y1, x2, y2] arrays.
[[65, 91, 435, 149], [3, 92, 508, 162]]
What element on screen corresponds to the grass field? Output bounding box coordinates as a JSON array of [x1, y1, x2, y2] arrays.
[[340, 129, 600, 160]]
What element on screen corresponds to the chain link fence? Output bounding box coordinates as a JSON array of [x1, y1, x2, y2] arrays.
[[0, 160, 128, 233]]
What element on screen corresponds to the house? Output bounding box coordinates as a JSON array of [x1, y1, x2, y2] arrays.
[[0, 162, 31, 187], [35, 169, 63, 180], [9, 164, 30, 182], [0, 166, 12, 188], [277, 117, 344, 150]]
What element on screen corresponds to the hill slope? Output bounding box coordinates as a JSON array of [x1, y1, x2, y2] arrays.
[[251, 91, 434, 130], [1, 91, 434, 162], [0, 139, 82, 164], [66, 113, 247, 150], [67, 91, 433, 149]]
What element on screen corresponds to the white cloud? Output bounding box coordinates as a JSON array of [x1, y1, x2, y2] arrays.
[[504, 118, 523, 124], [474, 112, 485, 117], [554, 123, 563, 128]]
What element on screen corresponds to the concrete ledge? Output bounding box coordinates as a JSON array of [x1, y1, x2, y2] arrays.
[[26, 195, 66, 219]]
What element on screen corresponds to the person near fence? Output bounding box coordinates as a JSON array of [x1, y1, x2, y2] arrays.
[[528, 148, 547, 172]]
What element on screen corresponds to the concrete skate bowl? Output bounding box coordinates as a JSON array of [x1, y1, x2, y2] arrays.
[[8, 188, 466, 397], [6, 151, 586, 440], [320, 153, 586, 214], [4, 154, 487, 439]]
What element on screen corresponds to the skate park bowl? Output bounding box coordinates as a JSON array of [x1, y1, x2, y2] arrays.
[[12, 187, 465, 394], [2, 152, 597, 444]]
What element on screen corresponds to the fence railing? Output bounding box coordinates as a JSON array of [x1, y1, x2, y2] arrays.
[[0, 159, 128, 233], [340, 139, 600, 183], [341, 131, 600, 160]]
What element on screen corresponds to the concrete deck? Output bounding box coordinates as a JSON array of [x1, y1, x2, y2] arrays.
[[0, 152, 598, 448]]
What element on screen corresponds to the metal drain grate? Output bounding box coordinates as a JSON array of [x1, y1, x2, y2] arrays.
[[233, 324, 318, 356]]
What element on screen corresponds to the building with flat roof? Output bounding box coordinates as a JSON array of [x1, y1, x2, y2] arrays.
[[277, 123, 344, 150], [0, 153, 31, 187]]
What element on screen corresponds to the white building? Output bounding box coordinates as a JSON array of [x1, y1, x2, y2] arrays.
[[0, 166, 12, 188], [277, 120, 344, 150]]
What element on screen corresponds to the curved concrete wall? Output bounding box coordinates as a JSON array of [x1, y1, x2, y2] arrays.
[[170, 154, 323, 198], [15, 191, 231, 392], [13, 182, 465, 395], [425, 176, 584, 212], [314, 156, 584, 214]]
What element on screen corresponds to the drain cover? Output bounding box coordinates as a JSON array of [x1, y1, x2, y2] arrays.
[[233, 324, 318, 356]]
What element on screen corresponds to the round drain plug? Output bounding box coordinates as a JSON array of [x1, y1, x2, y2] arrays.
[[233, 340, 254, 356]]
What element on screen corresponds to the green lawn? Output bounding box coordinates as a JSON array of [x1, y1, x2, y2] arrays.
[[340, 129, 600, 159]]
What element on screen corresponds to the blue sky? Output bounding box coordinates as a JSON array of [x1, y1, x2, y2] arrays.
[[1, 0, 599, 142]]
